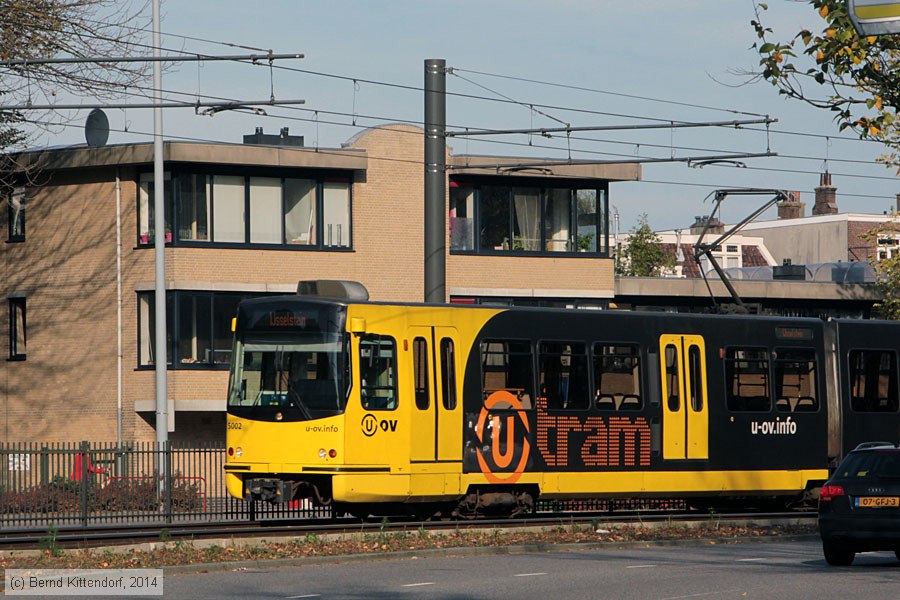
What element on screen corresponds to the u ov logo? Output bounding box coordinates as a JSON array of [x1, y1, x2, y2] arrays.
[[475, 390, 531, 484], [361, 414, 378, 437]]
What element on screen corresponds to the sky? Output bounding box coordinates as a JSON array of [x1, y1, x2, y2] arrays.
[[22, 0, 900, 231]]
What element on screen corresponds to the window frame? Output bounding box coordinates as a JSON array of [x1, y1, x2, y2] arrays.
[[847, 349, 899, 413], [137, 167, 353, 251], [724, 346, 772, 412], [592, 342, 644, 412], [7, 188, 25, 242], [538, 340, 590, 411], [359, 334, 398, 411], [8, 297, 25, 360], [773, 347, 820, 413], [450, 178, 609, 257]]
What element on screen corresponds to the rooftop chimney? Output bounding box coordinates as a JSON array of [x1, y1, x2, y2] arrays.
[[813, 172, 838, 216], [243, 127, 305, 147], [689, 215, 724, 235], [777, 190, 805, 219]]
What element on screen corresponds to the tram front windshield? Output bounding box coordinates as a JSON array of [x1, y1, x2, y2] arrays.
[[227, 333, 349, 422]]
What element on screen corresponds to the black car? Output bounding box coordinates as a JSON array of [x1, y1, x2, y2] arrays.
[[818, 442, 900, 566]]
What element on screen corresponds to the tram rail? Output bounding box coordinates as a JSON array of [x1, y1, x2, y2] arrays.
[[0, 510, 816, 551]]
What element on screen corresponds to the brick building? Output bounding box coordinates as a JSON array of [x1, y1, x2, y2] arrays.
[[0, 125, 639, 443]]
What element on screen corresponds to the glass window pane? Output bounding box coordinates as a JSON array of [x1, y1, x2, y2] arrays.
[[440, 338, 457, 410], [177, 294, 212, 364], [665, 345, 680, 412], [250, 177, 282, 244], [138, 292, 173, 367], [322, 182, 350, 247], [212, 295, 242, 365], [774, 349, 818, 412], [725, 348, 770, 411], [544, 189, 572, 252], [8, 189, 24, 240], [213, 175, 245, 242], [139, 173, 172, 244], [285, 178, 316, 245], [450, 186, 475, 251], [9, 298, 25, 358], [593, 344, 642, 411], [539, 341, 589, 409], [576, 189, 598, 253], [413, 337, 429, 410], [479, 340, 534, 409], [849, 350, 899, 412], [360, 335, 397, 410], [176, 174, 209, 241], [512, 187, 540, 251], [689, 345, 703, 412], [479, 186, 510, 251]]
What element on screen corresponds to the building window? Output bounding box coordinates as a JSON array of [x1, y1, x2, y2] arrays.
[[8, 298, 25, 360], [7, 188, 25, 241], [138, 291, 255, 368], [450, 182, 608, 256], [139, 172, 351, 249], [877, 235, 900, 261]]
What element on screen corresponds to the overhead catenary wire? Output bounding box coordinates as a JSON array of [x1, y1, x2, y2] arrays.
[[21, 117, 898, 204]]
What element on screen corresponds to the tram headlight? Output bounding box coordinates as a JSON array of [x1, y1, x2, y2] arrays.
[[275, 412, 283, 421], [235, 447, 243, 458], [318, 448, 327, 459]]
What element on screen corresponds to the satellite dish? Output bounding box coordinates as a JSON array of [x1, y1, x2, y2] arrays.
[[85, 108, 110, 147]]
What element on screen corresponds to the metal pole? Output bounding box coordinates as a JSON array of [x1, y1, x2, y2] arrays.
[[152, 0, 169, 445], [424, 59, 446, 304]]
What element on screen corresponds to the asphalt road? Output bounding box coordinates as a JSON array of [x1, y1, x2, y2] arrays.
[[27, 539, 900, 599]]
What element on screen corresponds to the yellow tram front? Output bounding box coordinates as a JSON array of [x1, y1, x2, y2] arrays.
[[224, 295, 352, 506]]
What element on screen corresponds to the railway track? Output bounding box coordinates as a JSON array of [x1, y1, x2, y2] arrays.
[[0, 510, 816, 551]]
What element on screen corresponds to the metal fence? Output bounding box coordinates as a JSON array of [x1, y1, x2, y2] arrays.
[[1, 442, 685, 531], [0, 442, 328, 530]]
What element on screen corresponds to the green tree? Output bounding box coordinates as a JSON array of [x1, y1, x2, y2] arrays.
[[616, 214, 676, 277], [861, 218, 900, 319], [751, 1, 900, 168]]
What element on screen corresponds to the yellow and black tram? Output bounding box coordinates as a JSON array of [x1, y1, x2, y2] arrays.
[[224, 282, 900, 517]]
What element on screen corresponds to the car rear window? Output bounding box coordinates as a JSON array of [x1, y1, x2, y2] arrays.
[[835, 450, 900, 479]]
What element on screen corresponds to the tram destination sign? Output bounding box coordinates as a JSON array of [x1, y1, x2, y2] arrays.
[[848, 0, 900, 36]]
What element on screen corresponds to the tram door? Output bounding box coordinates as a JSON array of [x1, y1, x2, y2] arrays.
[[659, 335, 709, 460], [409, 327, 461, 463]]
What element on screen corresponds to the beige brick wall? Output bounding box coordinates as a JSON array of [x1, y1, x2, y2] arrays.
[[1, 125, 615, 443]]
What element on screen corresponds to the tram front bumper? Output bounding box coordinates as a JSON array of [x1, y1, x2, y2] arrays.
[[243, 478, 293, 504]]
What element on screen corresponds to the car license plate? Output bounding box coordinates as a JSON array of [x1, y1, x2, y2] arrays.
[[855, 496, 900, 508]]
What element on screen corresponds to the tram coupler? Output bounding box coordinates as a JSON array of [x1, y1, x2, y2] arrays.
[[243, 478, 294, 504]]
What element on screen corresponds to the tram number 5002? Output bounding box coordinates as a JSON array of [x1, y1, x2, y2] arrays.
[[227, 422, 242, 430]]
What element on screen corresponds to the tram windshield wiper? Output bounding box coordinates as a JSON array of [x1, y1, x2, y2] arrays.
[[286, 387, 313, 420]]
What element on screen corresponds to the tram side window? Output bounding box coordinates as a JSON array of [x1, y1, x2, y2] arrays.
[[593, 344, 643, 411], [539, 342, 589, 410], [774, 349, 818, 412], [849, 350, 899, 412], [360, 335, 397, 410], [725, 348, 771, 411], [440, 338, 457, 410], [413, 337, 429, 410], [664, 344, 680, 412], [480, 340, 535, 409]]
